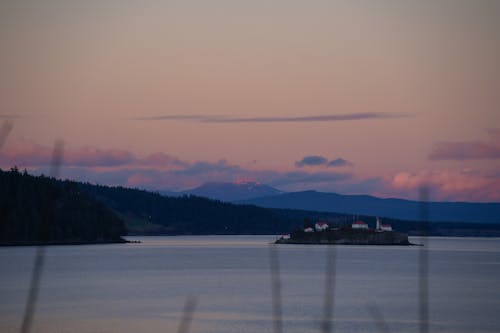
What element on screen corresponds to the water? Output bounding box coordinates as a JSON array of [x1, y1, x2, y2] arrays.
[[1, 236, 499, 333]]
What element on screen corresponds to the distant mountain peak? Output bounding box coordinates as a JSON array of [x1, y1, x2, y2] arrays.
[[234, 179, 261, 186], [183, 181, 283, 202]]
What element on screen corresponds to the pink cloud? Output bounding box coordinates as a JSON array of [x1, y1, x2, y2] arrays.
[[0, 140, 193, 171], [65, 147, 135, 167], [0, 139, 53, 166], [138, 152, 188, 168], [386, 169, 500, 201], [3, 139, 498, 202], [0, 140, 135, 167], [429, 129, 500, 160]]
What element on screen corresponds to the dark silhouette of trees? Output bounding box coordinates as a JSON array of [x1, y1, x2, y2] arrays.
[[0, 168, 125, 245], [79, 182, 297, 235]]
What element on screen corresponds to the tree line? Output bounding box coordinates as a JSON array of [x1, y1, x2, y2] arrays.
[[0, 168, 125, 245]]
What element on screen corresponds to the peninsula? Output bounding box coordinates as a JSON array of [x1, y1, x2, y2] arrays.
[[276, 219, 412, 245]]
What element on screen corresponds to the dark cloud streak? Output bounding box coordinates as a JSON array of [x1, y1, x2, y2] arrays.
[[328, 158, 353, 167], [295, 155, 329, 167], [134, 113, 408, 123], [295, 155, 354, 168], [134, 115, 213, 121]]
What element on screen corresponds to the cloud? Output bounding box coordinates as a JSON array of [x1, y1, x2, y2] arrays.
[[0, 140, 136, 167], [65, 147, 135, 167], [295, 155, 354, 168], [0, 140, 53, 167], [429, 141, 500, 160], [24, 150, 353, 192], [295, 155, 329, 167], [135, 112, 407, 123], [21, 149, 500, 202], [429, 129, 500, 160], [0, 140, 194, 170], [0, 141, 247, 186], [139, 152, 189, 168], [266, 171, 351, 188], [134, 115, 212, 121], [385, 169, 500, 202], [327, 158, 354, 168], [174, 159, 243, 176], [4, 139, 497, 202], [38, 164, 351, 193]]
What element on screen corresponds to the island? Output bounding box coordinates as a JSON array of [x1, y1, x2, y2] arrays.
[[275, 218, 413, 245]]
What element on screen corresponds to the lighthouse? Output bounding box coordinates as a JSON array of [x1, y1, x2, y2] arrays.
[[376, 217, 393, 232]]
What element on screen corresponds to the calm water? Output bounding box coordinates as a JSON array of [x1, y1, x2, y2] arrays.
[[1, 236, 499, 333]]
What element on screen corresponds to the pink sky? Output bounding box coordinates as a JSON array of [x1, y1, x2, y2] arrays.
[[1, 1, 499, 201]]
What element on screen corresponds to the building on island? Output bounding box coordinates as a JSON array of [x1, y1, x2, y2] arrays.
[[380, 224, 392, 231], [352, 221, 369, 230], [375, 217, 393, 231], [304, 227, 314, 233], [315, 222, 329, 231]]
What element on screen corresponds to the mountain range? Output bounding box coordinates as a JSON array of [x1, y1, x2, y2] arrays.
[[177, 182, 500, 224], [180, 181, 283, 201]]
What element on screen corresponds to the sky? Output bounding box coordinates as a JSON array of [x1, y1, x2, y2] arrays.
[[0, 0, 499, 202]]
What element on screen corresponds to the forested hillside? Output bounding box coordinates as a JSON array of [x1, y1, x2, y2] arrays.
[[79, 183, 299, 235], [0, 168, 126, 245], [80, 184, 500, 237]]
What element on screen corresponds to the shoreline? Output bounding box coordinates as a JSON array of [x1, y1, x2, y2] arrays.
[[0, 238, 134, 247], [274, 239, 419, 246], [275, 227, 413, 246]]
